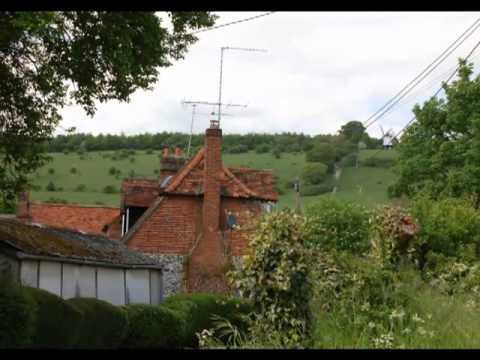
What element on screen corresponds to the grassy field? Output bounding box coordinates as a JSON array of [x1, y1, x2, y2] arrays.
[[29, 149, 398, 209]]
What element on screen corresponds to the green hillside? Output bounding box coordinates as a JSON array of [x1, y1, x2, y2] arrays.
[[29, 149, 398, 209]]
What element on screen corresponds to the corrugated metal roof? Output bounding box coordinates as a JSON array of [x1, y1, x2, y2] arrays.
[[0, 218, 160, 268]]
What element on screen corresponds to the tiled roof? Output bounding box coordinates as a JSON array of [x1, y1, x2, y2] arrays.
[[121, 178, 159, 208], [0, 218, 159, 267], [164, 148, 278, 202], [26, 203, 120, 236]]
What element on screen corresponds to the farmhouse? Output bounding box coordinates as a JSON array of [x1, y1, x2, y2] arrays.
[[14, 120, 278, 295], [0, 216, 163, 305]]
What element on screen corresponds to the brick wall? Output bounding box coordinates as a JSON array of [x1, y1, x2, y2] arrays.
[[221, 198, 263, 256], [128, 196, 201, 255]]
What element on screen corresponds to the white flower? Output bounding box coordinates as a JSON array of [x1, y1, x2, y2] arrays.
[[368, 321, 376, 329], [389, 308, 406, 320], [412, 313, 424, 323], [402, 327, 411, 335], [417, 326, 427, 336]]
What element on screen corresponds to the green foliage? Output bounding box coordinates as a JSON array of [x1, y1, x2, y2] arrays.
[[255, 144, 270, 154], [391, 59, 480, 202], [67, 298, 128, 349], [45, 197, 68, 204], [70, 167, 77, 174], [46, 181, 56, 192], [121, 304, 184, 348], [24, 287, 83, 348], [306, 142, 336, 164], [0, 11, 217, 204], [302, 162, 328, 185], [370, 206, 418, 268], [362, 156, 396, 168], [103, 185, 119, 194], [306, 198, 371, 252], [108, 166, 117, 176], [0, 273, 37, 348], [339, 121, 366, 144], [301, 184, 333, 196], [48, 168, 55, 175], [409, 196, 480, 258], [340, 153, 357, 167], [75, 184, 86, 192], [162, 293, 253, 348], [229, 209, 314, 345]]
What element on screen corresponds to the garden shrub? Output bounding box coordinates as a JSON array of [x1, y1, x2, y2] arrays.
[[121, 304, 184, 348], [229, 209, 314, 346], [67, 298, 128, 349], [162, 293, 253, 348], [306, 198, 371, 253], [70, 167, 77, 174], [409, 196, 480, 258], [108, 166, 117, 175], [370, 206, 419, 268], [24, 287, 83, 348], [0, 273, 37, 348], [301, 184, 333, 196], [48, 168, 55, 175]]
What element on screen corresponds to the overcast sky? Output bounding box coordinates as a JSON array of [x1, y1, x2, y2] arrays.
[[58, 11, 480, 139]]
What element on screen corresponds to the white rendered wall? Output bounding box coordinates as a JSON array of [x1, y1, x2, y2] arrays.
[[97, 268, 125, 305], [20, 260, 38, 287], [125, 269, 149, 304], [38, 261, 62, 296], [149, 270, 163, 305]]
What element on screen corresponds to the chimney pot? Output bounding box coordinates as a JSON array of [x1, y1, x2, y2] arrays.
[[175, 146, 183, 158], [16, 191, 31, 219], [162, 145, 170, 158]]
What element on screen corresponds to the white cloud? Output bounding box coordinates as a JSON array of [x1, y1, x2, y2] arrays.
[[58, 11, 480, 140]]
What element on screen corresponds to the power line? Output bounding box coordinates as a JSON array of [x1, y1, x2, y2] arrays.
[[191, 12, 276, 35], [364, 17, 480, 129], [368, 37, 480, 159]]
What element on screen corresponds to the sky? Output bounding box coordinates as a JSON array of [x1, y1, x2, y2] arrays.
[[58, 11, 480, 140]]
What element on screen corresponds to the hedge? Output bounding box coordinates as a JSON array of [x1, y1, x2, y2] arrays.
[[121, 304, 184, 348], [23, 287, 83, 348], [0, 273, 37, 348], [67, 298, 129, 349], [162, 293, 253, 348], [301, 184, 333, 196]]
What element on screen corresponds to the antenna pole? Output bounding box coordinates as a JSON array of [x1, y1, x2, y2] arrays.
[[186, 104, 196, 158], [218, 47, 225, 124]]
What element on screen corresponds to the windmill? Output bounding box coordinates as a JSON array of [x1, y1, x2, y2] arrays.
[[379, 125, 394, 150]]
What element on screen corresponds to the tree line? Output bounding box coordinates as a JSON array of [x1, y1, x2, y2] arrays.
[[47, 129, 383, 155]]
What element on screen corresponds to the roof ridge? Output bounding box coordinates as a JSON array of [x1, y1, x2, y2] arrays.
[[165, 148, 205, 193], [31, 202, 120, 210], [222, 165, 258, 198]]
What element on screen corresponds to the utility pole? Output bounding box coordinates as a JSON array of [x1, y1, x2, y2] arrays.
[[294, 177, 303, 215], [217, 46, 267, 126], [181, 100, 247, 157]]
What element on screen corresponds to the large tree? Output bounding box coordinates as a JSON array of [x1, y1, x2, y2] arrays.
[[0, 11, 217, 208], [389, 59, 480, 206], [339, 120, 365, 144]]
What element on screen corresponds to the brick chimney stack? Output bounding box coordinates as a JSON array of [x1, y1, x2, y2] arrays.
[[16, 191, 31, 219], [187, 120, 228, 292], [175, 146, 183, 158]]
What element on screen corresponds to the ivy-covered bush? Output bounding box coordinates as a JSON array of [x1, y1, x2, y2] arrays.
[[370, 206, 419, 267], [0, 273, 37, 348], [67, 298, 128, 349], [229, 209, 314, 346], [306, 198, 371, 253], [409, 196, 480, 258], [24, 287, 83, 348], [121, 304, 184, 348]]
